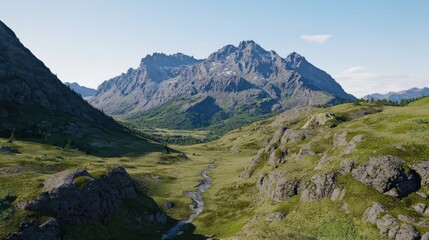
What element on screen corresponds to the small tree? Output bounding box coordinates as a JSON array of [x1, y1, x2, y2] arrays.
[[8, 131, 15, 143]]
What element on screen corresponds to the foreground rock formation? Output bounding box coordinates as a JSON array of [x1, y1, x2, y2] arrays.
[[8, 166, 145, 239]]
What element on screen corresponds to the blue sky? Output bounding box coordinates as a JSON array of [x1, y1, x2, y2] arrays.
[[1, 0, 428, 97]]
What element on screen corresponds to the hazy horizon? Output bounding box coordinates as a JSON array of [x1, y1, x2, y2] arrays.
[[1, 0, 428, 97]]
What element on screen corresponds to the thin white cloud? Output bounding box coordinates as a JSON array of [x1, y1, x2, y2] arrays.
[[334, 66, 429, 98], [300, 34, 332, 44]]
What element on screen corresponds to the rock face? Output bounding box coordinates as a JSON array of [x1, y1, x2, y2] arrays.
[[19, 166, 137, 225], [351, 156, 420, 197], [257, 171, 299, 201], [0, 20, 124, 137], [300, 173, 337, 201], [90, 40, 355, 130]]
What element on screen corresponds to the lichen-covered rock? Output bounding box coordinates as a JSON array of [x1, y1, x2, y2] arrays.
[[339, 158, 356, 175], [330, 188, 345, 201], [296, 143, 315, 160], [280, 129, 312, 144], [333, 132, 348, 148], [411, 161, 429, 185], [376, 214, 400, 239], [395, 223, 419, 240], [302, 112, 335, 129], [413, 203, 429, 216], [270, 126, 288, 145], [267, 148, 288, 166], [300, 173, 336, 201], [19, 166, 137, 225], [351, 156, 420, 197], [362, 202, 386, 224], [257, 171, 299, 201], [314, 154, 334, 170], [341, 135, 363, 155]]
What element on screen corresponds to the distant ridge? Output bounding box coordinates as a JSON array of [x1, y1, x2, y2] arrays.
[[64, 82, 97, 98], [363, 87, 429, 102]]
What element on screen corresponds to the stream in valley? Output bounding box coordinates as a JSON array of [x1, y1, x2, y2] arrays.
[[162, 164, 215, 239]]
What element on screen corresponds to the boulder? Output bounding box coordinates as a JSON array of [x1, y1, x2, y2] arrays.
[[395, 223, 419, 240], [376, 214, 400, 239], [300, 173, 336, 201], [422, 232, 429, 240], [330, 188, 346, 201], [280, 129, 312, 144], [257, 171, 299, 201], [351, 156, 420, 197], [362, 202, 386, 224]]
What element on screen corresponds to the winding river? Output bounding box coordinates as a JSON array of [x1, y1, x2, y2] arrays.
[[162, 164, 214, 239]]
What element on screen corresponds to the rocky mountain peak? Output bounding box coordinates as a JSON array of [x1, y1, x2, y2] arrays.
[[285, 52, 305, 68], [207, 44, 238, 61], [140, 52, 201, 68]]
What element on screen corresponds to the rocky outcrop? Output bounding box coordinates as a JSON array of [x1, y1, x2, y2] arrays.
[[411, 161, 429, 185], [240, 149, 265, 178], [257, 171, 299, 201], [7, 219, 61, 240], [363, 202, 386, 224], [339, 158, 356, 175], [300, 173, 337, 201], [333, 132, 363, 156], [296, 143, 315, 160], [19, 166, 137, 225], [302, 112, 335, 129], [363, 203, 420, 240], [281, 129, 312, 144], [351, 156, 420, 197]]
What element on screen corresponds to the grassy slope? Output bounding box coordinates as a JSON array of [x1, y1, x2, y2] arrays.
[[169, 99, 429, 239], [1, 98, 429, 239]]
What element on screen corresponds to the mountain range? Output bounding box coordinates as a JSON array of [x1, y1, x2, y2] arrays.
[[90, 41, 355, 132], [363, 87, 429, 102], [64, 82, 97, 99]]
